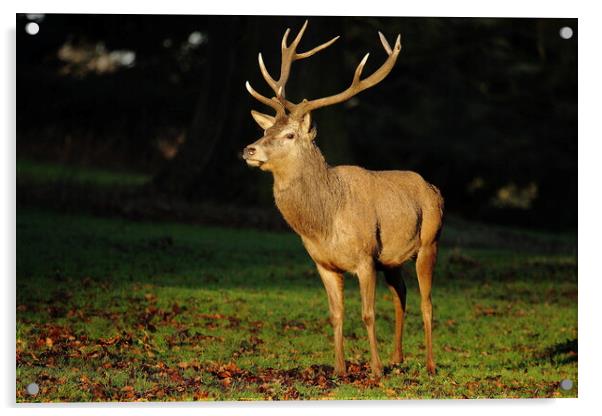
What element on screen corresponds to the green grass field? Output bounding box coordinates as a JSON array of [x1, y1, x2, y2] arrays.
[[17, 158, 151, 188], [16, 207, 577, 401]]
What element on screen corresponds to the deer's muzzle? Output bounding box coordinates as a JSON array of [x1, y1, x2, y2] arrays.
[[242, 145, 267, 167]]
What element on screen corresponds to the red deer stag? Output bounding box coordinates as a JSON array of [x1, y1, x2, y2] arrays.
[[242, 20, 443, 377]]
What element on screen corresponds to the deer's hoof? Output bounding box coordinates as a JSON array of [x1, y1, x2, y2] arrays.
[[390, 351, 404, 364], [427, 362, 436, 375], [371, 363, 383, 379]]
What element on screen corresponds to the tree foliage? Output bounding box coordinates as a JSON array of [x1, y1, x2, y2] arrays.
[[17, 15, 577, 228]]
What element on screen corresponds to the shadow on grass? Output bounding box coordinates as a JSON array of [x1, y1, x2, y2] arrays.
[[538, 338, 578, 365]]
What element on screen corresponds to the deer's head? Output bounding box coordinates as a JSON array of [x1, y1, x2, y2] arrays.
[[242, 20, 401, 172]]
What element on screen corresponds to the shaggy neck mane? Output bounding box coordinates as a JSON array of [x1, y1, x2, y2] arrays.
[[272, 143, 345, 239]]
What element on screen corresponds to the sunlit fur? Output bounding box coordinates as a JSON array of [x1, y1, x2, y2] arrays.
[[243, 112, 443, 377]]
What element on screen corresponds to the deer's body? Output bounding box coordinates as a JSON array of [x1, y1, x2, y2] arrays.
[[242, 20, 443, 377], [274, 155, 442, 274]]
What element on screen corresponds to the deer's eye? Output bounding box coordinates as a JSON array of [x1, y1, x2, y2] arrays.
[[285, 133, 295, 139]]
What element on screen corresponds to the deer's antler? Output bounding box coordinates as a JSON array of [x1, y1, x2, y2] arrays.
[[245, 81, 287, 118], [246, 20, 339, 115], [246, 20, 402, 118], [291, 32, 402, 116], [259, 20, 339, 102]]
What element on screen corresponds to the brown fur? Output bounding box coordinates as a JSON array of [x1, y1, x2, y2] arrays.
[[243, 114, 443, 377], [242, 21, 442, 377]]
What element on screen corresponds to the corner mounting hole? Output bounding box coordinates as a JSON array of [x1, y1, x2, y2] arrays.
[[26, 382, 39, 395], [25, 22, 40, 35], [559, 26, 573, 40], [559, 379, 573, 391]]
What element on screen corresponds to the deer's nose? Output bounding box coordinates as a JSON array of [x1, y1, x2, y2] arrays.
[[244, 146, 256, 158]]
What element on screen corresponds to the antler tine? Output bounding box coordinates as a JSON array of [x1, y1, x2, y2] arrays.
[[378, 31, 392, 55], [281, 28, 291, 50], [283, 19, 339, 60], [245, 81, 286, 117], [295, 35, 340, 59], [353, 53, 370, 83], [291, 20, 309, 47], [258, 53, 278, 92], [293, 32, 402, 115]]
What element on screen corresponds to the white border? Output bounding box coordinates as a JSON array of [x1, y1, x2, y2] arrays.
[[1, 0, 583, 17], [3, 1, 600, 416]]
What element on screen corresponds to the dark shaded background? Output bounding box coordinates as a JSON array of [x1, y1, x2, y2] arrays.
[[16, 14, 577, 229]]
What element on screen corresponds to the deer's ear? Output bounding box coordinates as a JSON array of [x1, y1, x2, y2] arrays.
[[301, 112, 312, 134], [251, 110, 275, 130]]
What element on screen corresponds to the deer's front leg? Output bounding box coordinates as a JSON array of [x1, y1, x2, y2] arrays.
[[357, 260, 383, 377], [316, 263, 346, 376]]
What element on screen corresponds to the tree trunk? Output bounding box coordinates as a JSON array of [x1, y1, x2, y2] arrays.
[[154, 16, 249, 199]]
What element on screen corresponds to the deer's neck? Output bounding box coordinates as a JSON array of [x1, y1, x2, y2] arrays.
[[272, 145, 343, 239]]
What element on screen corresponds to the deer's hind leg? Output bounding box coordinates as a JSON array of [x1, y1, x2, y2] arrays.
[[384, 266, 407, 364], [416, 242, 437, 375]]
